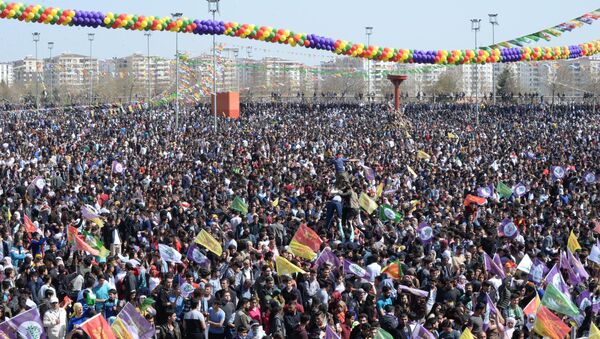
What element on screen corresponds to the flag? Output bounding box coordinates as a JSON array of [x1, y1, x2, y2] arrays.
[[180, 282, 195, 298], [411, 323, 436, 339], [516, 254, 533, 273], [158, 244, 182, 263], [541, 283, 580, 318], [112, 303, 155, 339], [82, 230, 110, 258], [315, 248, 341, 269], [496, 182, 513, 199], [588, 244, 600, 265], [529, 258, 549, 283], [407, 165, 418, 178], [231, 196, 248, 214], [590, 323, 600, 339], [533, 305, 570, 339], [381, 260, 403, 280], [375, 182, 384, 199], [32, 176, 46, 192], [111, 318, 134, 339], [80, 313, 116, 339], [374, 328, 394, 339], [363, 166, 375, 181], [585, 171, 597, 184], [343, 259, 371, 280], [463, 194, 487, 207], [271, 198, 279, 207], [111, 160, 124, 174], [194, 229, 223, 256], [81, 205, 104, 227], [447, 132, 459, 139], [459, 327, 475, 339], [483, 252, 505, 279], [0, 321, 12, 338], [523, 293, 541, 316], [23, 214, 41, 234], [275, 256, 306, 276], [379, 204, 402, 222], [324, 325, 341, 339], [498, 218, 519, 240], [359, 192, 378, 214], [397, 285, 429, 298], [545, 264, 570, 296], [69, 226, 101, 256], [8, 307, 45, 339], [289, 224, 323, 260], [417, 222, 433, 244], [513, 182, 528, 198], [551, 166, 566, 180], [477, 184, 494, 198], [567, 230, 581, 253], [187, 244, 210, 266], [140, 297, 155, 312], [567, 249, 589, 280], [417, 150, 431, 160]]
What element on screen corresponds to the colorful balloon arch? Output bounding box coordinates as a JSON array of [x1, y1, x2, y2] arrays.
[[1, 1, 600, 65]]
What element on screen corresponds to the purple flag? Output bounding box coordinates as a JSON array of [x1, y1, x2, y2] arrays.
[[483, 252, 505, 279], [397, 285, 429, 298], [325, 325, 341, 339], [343, 260, 370, 280], [584, 171, 596, 184], [498, 218, 519, 240], [567, 249, 589, 280], [417, 222, 433, 244], [187, 244, 210, 266], [81, 204, 100, 220], [362, 166, 375, 181], [513, 182, 528, 198], [577, 290, 591, 309], [545, 264, 571, 297], [116, 302, 156, 339], [111, 160, 125, 174], [477, 184, 494, 198], [525, 151, 536, 160], [8, 307, 45, 339], [315, 248, 340, 270], [180, 282, 196, 298], [551, 166, 565, 180], [0, 321, 13, 339], [411, 323, 436, 339], [529, 258, 548, 284]]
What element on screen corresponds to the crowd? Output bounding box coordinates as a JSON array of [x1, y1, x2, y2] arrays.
[[0, 100, 597, 339]]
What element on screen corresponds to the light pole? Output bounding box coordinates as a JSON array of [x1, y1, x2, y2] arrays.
[[365, 26, 373, 103], [471, 19, 481, 126], [489, 14, 498, 104], [233, 48, 239, 92], [171, 12, 182, 130], [48, 42, 54, 105], [32, 32, 40, 109], [208, 0, 220, 132], [145, 32, 151, 103], [88, 33, 95, 106]]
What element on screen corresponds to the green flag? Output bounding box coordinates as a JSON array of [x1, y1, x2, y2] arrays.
[[496, 182, 513, 199], [231, 196, 248, 214], [379, 204, 403, 222], [541, 283, 580, 318], [140, 297, 155, 312], [82, 230, 110, 258], [374, 328, 394, 339]]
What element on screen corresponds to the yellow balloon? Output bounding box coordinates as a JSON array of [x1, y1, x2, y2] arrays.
[[141, 21, 147, 28], [8, 10, 15, 17]]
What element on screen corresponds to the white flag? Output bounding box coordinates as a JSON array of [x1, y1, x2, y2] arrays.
[[516, 254, 533, 273], [588, 245, 600, 265], [158, 244, 182, 263]]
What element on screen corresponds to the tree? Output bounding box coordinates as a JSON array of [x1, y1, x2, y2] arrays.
[[496, 68, 520, 100], [431, 72, 459, 95]]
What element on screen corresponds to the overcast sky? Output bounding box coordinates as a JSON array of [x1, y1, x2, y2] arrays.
[[0, 0, 598, 65]]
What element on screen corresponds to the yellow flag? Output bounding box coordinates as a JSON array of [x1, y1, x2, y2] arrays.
[[111, 318, 134, 339], [275, 256, 306, 276], [195, 229, 223, 256], [409, 200, 420, 213], [417, 150, 431, 160], [590, 323, 600, 339], [375, 182, 384, 199], [459, 328, 474, 339], [272, 198, 279, 207], [568, 230, 581, 253], [359, 192, 378, 215], [407, 165, 417, 179], [289, 241, 317, 260], [448, 132, 458, 139]]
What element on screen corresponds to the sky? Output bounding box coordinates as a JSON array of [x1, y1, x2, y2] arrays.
[[0, 0, 598, 65]]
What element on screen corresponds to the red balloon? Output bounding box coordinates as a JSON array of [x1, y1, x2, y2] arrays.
[[40, 14, 47, 21], [304, 40, 310, 47], [113, 19, 121, 28]]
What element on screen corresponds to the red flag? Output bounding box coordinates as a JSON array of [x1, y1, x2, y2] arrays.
[[68, 226, 100, 256], [79, 314, 116, 339], [463, 194, 487, 207], [23, 214, 40, 234], [523, 294, 540, 316], [533, 305, 570, 339], [292, 224, 322, 253]]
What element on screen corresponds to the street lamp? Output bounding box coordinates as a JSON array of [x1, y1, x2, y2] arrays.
[[233, 48, 239, 92], [48, 42, 54, 105], [208, 0, 220, 132], [88, 33, 95, 106], [489, 14, 499, 104], [471, 19, 481, 126], [32, 32, 40, 109], [171, 12, 183, 131], [145, 32, 151, 103], [365, 26, 373, 103]]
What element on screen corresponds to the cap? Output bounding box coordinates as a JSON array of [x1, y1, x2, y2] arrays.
[[50, 296, 59, 304]]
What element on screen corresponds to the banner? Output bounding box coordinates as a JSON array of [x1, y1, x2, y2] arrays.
[[194, 229, 223, 256], [314, 248, 340, 269], [187, 244, 210, 266], [80, 314, 116, 339], [497, 218, 519, 240], [343, 259, 370, 280], [231, 196, 248, 214], [289, 224, 322, 260], [8, 307, 45, 339], [275, 256, 305, 276], [358, 193, 378, 215], [158, 244, 182, 263], [112, 303, 155, 339], [379, 204, 402, 222]]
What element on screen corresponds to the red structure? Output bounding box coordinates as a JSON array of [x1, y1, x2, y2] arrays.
[[387, 75, 408, 112], [211, 92, 240, 119]]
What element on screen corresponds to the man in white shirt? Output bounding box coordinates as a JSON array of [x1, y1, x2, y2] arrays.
[[43, 297, 67, 339]]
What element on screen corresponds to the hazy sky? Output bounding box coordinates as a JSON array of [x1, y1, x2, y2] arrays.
[[0, 0, 598, 65]]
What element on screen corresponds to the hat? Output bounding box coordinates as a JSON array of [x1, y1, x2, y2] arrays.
[[50, 296, 59, 304]]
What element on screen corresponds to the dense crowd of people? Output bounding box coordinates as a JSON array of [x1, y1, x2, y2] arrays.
[[0, 100, 597, 339]]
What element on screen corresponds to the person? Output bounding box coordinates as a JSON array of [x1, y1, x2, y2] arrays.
[[207, 299, 226, 339], [43, 296, 67, 339], [67, 302, 88, 333], [159, 311, 183, 339], [234, 298, 252, 334], [183, 299, 206, 339]]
